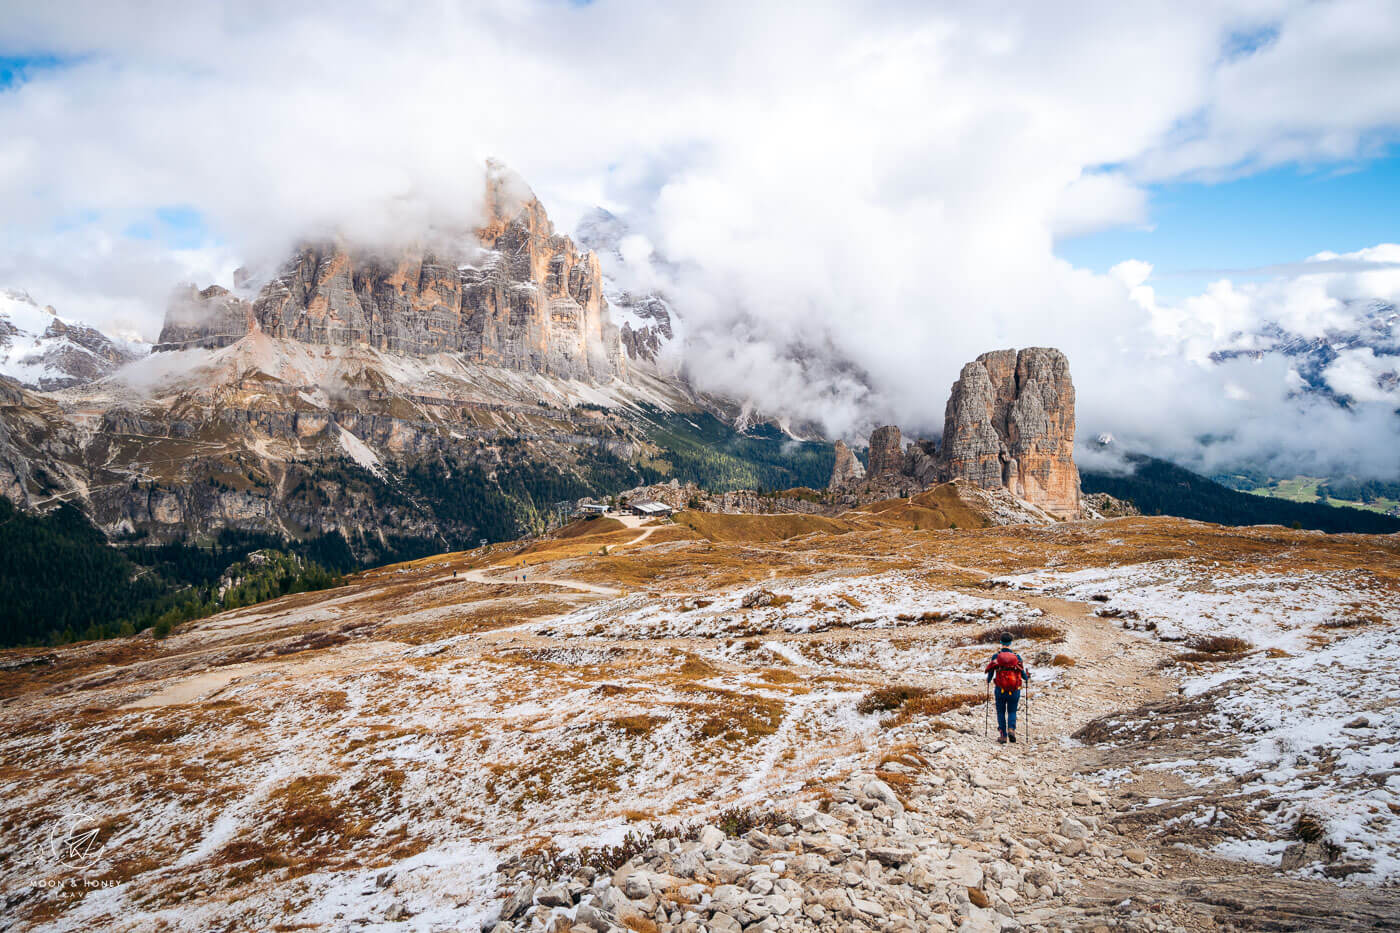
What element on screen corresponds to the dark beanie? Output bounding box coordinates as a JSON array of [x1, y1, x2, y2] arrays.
[[1000, 632, 1012, 645]]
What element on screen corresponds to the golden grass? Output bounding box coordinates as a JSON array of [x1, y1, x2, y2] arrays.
[[555, 516, 626, 539], [1050, 654, 1076, 667], [878, 742, 929, 770], [511, 528, 644, 562], [852, 483, 993, 531], [672, 510, 855, 543], [684, 691, 787, 743], [874, 769, 916, 788], [675, 655, 720, 679], [611, 715, 668, 736], [883, 692, 984, 728]]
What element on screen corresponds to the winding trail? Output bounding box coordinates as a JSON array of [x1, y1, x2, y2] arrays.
[[460, 565, 622, 596]]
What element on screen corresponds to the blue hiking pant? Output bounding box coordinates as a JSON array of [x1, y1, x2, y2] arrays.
[[994, 687, 1020, 734]]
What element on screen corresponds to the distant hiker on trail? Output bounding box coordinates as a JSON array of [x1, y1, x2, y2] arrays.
[[985, 633, 1029, 744]]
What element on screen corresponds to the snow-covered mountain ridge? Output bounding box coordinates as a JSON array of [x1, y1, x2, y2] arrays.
[[0, 290, 145, 391]]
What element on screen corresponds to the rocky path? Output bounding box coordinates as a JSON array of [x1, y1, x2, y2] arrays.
[[482, 585, 1400, 932]]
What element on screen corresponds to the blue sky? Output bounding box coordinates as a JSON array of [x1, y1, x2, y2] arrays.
[[0, 54, 68, 90], [1056, 155, 1400, 298]]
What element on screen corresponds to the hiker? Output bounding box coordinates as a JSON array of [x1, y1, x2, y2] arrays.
[[985, 633, 1029, 744]]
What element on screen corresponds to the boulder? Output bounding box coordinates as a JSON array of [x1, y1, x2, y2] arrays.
[[500, 883, 535, 920], [1059, 816, 1090, 840], [698, 825, 727, 851], [742, 589, 776, 608], [862, 778, 905, 816]]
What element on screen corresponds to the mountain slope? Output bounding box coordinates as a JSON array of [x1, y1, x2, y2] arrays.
[[0, 166, 832, 558], [1210, 298, 1398, 406], [3, 506, 1396, 929], [1082, 454, 1400, 534]]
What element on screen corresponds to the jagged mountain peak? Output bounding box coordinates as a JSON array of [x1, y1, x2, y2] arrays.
[[153, 165, 628, 382], [0, 289, 144, 391], [574, 206, 681, 366]]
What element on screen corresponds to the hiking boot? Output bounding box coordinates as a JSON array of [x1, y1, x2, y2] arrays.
[[997, 731, 1007, 744], [1008, 730, 1017, 743]]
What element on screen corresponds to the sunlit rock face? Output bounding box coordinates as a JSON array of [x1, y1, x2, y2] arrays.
[[867, 425, 905, 478], [939, 347, 1081, 519], [828, 439, 867, 489]]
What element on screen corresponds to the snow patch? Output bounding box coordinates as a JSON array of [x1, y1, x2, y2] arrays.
[[338, 425, 385, 478]]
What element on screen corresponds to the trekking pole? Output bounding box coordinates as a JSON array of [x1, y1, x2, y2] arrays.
[[984, 682, 989, 737], [1024, 680, 1030, 749]]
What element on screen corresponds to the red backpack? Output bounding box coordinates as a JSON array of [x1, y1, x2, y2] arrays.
[[992, 650, 1023, 691]]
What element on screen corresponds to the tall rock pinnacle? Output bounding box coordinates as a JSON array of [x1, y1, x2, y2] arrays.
[[828, 440, 866, 489], [867, 425, 904, 478], [939, 347, 1081, 518]]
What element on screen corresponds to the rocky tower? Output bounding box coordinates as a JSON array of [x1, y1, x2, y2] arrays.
[[867, 425, 904, 477], [155, 164, 627, 381], [939, 347, 1081, 518], [828, 439, 866, 489], [155, 285, 255, 352]]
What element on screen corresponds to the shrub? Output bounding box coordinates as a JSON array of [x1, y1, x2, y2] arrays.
[[857, 685, 931, 715], [1294, 813, 1326, 842], [858, 686, 982, 726], [1184, 635, 1252, 654], [1322, 614, 1379, 629], [974, 622, 1063, 644], [883, 692, 983, 728], [1050, 654, 1076, 667], [530, 823, 694, 877], [1168, 651, 1245, 665], [714, 805, 781, 837]]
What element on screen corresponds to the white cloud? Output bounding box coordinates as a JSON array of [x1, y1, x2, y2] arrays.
[[0, 1, 1398, 477], [1052, 173, 1150, 237], [1325, 347, 1399, 404]]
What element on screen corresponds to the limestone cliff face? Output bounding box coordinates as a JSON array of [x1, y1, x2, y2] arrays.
[[939, 347, 1080, 518], [828, 440, 866, 489], [157, 165, 626, 381], [867, 425, 905, 478]]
